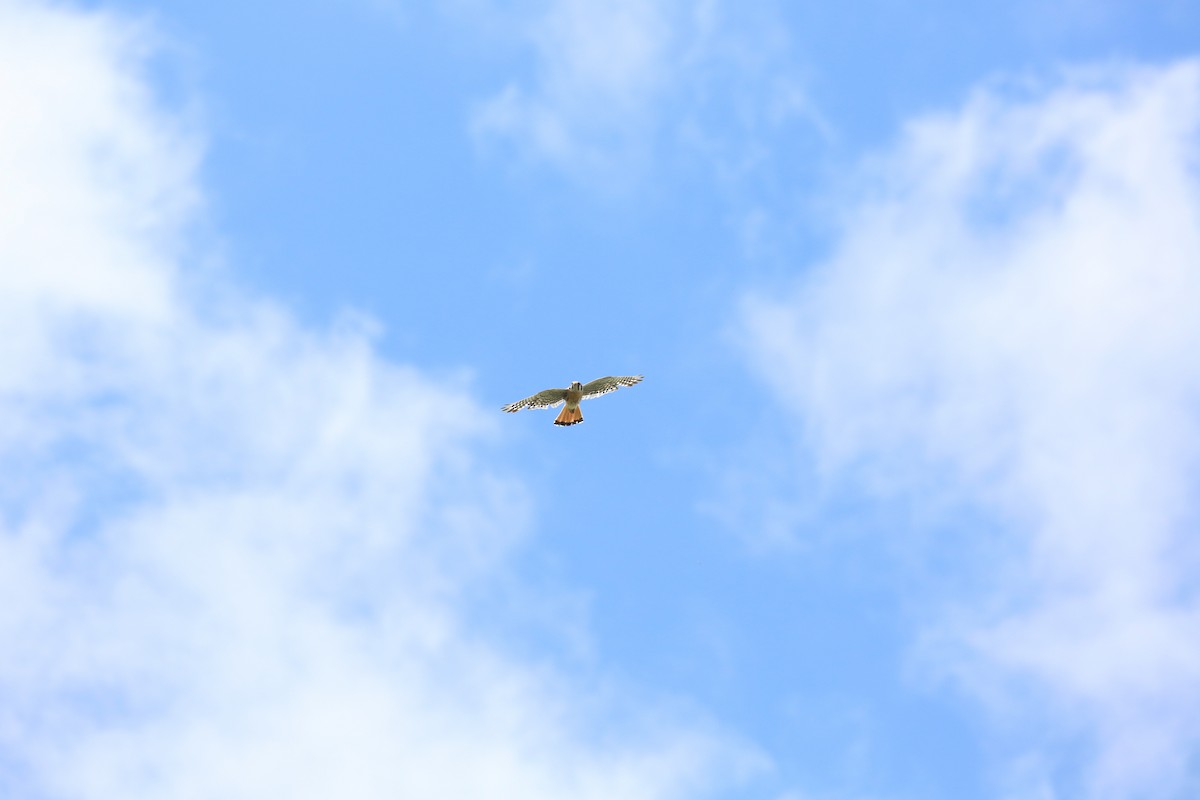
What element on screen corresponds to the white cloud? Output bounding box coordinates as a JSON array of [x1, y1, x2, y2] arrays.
[[0, 2, 761, 797], [471, 0, 678, 172], [739, 61, 1200, 799], [469, 0, 819, 182]]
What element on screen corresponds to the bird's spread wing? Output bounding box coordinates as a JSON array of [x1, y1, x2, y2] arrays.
[[580, 375, 643, 400], [502, 388, 569, 413]]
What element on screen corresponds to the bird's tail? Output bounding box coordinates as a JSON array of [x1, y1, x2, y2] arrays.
[[554, 406, 583, 426]]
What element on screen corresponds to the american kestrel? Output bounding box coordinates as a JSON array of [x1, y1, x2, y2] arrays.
[[502, 375, 644, 426]]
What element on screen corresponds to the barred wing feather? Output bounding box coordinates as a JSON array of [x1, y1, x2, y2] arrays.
[[580, 375, 643, 399], [502, 388, 569, 413]]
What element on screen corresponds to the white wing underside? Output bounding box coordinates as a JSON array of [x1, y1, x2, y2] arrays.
[[581, 375, 643, 399], [501, 388, 568, 412]]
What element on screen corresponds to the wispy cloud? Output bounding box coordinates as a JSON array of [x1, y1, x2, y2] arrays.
[[739, 61, 1200, 798], [0, 3, 761, 797], [469, 0, 822, 184]]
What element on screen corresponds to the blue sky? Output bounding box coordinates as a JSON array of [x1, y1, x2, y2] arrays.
[[2, 1, 1200, 798]]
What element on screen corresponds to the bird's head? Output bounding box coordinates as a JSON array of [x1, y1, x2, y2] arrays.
[[570, 381, 583, 391]]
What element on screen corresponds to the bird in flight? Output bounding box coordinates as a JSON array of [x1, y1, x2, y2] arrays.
[[502, 375, 644, 426]]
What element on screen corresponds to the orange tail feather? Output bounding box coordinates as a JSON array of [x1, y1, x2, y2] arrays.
[[554, 406, 583, 426]]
